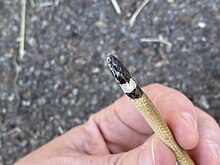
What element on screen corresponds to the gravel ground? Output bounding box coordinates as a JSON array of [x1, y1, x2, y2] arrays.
[[0, 0, 220, 164]]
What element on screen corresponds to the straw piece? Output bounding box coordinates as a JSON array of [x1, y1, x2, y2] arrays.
[[140, 36, 172, 47], [110, 0, 122, 15], [19, 0, 27, 59], [129, 0, 150, 27]]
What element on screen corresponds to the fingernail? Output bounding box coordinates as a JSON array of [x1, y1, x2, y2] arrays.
[[151, 138, 156, 165], [206, 140, 220, 163], [139, 136, 176, 165], [139, 138, 155, 165], [181, 112, 197, 131]]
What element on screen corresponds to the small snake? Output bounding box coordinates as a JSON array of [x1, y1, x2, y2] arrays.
[[107, 53, 195, 165]]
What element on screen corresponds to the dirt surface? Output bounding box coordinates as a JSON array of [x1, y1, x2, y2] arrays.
[[0, 0, 220, 164]]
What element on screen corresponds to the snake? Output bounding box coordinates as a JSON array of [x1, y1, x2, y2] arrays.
[[106, 53, 195, 165]]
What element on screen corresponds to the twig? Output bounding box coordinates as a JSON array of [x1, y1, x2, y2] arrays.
[[19, 0, 27, 59], [158, 47, 170, 64], [140, 36, 172, 47], [38, 1, 54, 7], [214, 92, 220, 99], [2, 127, 21, 137], [167, 0, 174, 4], [129, 0, 150, 27], [55, 0, 60, 6], [51, 116, 64, 135], [110, 0, 121, 15], [0, 120, 11, 130], [12, 54, 21, 111], [141, 35, 171, 64], [29, 0, 36, 7]]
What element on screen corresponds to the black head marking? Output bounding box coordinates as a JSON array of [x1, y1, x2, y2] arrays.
[[107, 53, 143, 99], [126, 86, 143, 99], [107, 53, 131, 84]]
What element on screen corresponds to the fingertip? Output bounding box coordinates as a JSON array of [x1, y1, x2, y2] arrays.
[[112, 83, 200, 150], [169, 104, 199, 150], [171, 114, 199, 150], [142, 84, 199, 149], [189, 107, 220, 165], [139, 135, 176, 165], [153, 136, 176, 165]]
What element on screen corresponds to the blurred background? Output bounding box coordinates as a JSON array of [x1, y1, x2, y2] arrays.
[[0, 0, 219, 164]]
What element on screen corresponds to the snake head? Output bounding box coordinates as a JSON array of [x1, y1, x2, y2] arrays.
[[106, 53, 143, 99], [107, 53, 130, 84]]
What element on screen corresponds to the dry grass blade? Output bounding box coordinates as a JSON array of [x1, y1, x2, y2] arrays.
[[159, 47, 170, 64], [29, 0, 36, 7], [2, 127, 21, 137], [55, 0, 60, 6], [141, 36, 171, 64], [129, 0, 150, 27], [38, 1, 54, 7], [19, 0, 27, 59], [140, 36, 172, 47], [110, 0, 122, 15]]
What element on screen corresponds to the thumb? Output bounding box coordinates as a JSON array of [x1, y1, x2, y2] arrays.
[[40, 135, 176, 165], [111, 135, 176, 165]]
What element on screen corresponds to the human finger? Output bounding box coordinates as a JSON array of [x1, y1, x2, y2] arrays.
[[15, 134, 176, 165], [93, 83, 199, 153], [189, 107, 220, 165]]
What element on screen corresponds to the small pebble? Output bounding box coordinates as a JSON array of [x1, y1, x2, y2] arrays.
[[28, 37, 37, 46], [22, 100, 31, 106], [61, 97, 69, 105], [37, 97, 46, 105], [198, 95, 210, 109], [198, 22, 206, 28], [7, 93, 15, 102], [2, 108, 7, 113], [155, 61, 165, 68], [70, 99, 76, 105], [92, 67, 100, 73], [67, 109, 72, 116], [59, 55, 67, 65], [72, 88, 79, 96], [65, 24, 71, 31], [20, 140, 28, 147], [73, 117, 82, 124], [167, 0, 174, 3]]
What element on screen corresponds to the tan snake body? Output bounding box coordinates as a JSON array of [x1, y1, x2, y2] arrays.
[[107, 53, 195, 165]]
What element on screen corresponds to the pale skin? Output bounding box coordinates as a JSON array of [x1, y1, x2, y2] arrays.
[[15, 84, 220, 165]]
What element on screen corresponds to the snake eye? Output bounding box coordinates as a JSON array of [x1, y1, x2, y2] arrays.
[[117, 76, 126, 84]]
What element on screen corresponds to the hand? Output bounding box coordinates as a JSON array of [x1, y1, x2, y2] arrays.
[[15, 84, 220, 165]]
